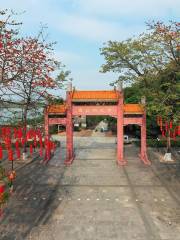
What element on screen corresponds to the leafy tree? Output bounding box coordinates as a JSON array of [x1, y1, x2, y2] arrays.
[[0, 9, 22, 104], [100, 21, 179, 87], [0, 11, 72, 154], [100, 21, 180, 152]]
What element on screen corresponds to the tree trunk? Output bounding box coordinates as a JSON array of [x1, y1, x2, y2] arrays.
[[166, 129, 171, 153], [23, 106, 28, 153]]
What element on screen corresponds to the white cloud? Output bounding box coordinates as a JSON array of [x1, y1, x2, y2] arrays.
[[53, 14, 144, 42], [1, 0, 178, 44], [0, 0, 146, 42], [55, 50, 83, 64], [1, 0, 179, 91], [72, 69, 117, 90]]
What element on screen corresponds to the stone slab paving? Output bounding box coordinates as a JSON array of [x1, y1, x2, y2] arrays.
[[0, 137, 180, 240]]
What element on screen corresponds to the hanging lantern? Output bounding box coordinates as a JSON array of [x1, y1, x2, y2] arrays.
[[0, 145, 3, 160], [169, 121, 173, 129], [26, 130, 31, 140], [160, 117, 163, 132], [8, 149, 13, 161], [178, 126, 180, 136], [18, 128, 23, 139], [165, 122, 168, 132], [21, 138, 25, 146], [34, 135, 37, 148], [5, 137, 11, 150], [6, 127, 11, 136], [15, 140, 19, 149], [39, 134, 43, 147], [14, 128, 18, 139], [29, 144, 33, 155], [0, 183, 5, 194], [39, 147, 43, 157], [8, 171, 16, 181], [162, 130, 165, 138]]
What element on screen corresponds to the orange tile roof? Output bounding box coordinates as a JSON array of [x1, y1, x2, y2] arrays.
[[72, 90, 119, 101], [47, 104, 66, 114], [124, 104, 144, 114]]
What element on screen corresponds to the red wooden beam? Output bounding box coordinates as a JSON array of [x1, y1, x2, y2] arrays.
[[72, 105, 117, 116], [49, 118, 66, 125], [123, 117, 143, 126]]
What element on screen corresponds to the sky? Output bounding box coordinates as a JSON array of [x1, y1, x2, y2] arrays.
[[1, 0, 180, 95]]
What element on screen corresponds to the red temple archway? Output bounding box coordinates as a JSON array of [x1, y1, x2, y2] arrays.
[[44, 84, 150, 166]]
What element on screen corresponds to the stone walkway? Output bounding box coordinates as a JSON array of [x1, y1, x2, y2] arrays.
[[0, 137, 180, 240]]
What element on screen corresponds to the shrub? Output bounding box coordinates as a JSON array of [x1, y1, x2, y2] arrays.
[[134, 138, 180, 147]]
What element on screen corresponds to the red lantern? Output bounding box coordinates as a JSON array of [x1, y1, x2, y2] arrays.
[[170, 131, 173, 138], [178, 126, 180, 136], [21, 138, 25, 146], [15, 140, 19, 149], [26, 130, 31, 140], [18, 128, 23, 139], [5, 137, 11, 150], [30, 144, 33, 155], [0, 183, 5, 194], [8, 171, 16, 181], [39, 147, 43, 157], [14, 128, 18, 139], [162, 130, 165, 138], [0, 145, 3, 160], [8, 149, 13, 161], [39, 134, 43, 147]]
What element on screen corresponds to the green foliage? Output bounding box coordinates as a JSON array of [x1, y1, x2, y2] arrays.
[[124, 84, 142, 103], [47, 97, 64, 105], [100, 21, 180, 129], [134, 138, 180, 148], [146, 62, 180, 123]]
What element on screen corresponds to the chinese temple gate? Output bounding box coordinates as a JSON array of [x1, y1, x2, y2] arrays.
[[44, 84, 150, 166]]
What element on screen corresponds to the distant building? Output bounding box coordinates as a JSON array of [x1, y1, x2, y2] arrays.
[[74, 116, 87, 128]]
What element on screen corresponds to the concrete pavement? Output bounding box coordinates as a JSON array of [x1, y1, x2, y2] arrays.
[[0, 136, 180, 240]]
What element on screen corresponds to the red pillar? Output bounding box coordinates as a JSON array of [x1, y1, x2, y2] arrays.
[[140, 110, 151, 165], [65, 86, 74, 165], [117, 92, 127, 165]]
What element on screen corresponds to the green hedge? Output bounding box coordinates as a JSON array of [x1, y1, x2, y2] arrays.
[[134, 138, 180, 148]]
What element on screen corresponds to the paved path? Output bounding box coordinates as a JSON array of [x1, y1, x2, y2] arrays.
[[0, 137, 180, 240]]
